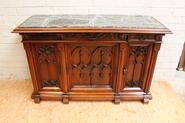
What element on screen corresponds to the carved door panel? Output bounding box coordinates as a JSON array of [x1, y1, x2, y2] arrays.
[[32, 44, 62, 91], [123, 43, 153, 90], [67, 43, 118, 91]]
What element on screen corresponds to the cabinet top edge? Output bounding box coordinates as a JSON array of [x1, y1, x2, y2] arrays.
[[12, 15, 172, 34], [13, 27, 172, 34]]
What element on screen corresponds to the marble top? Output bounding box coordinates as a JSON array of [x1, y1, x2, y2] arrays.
[[18, 15, 166, 29]]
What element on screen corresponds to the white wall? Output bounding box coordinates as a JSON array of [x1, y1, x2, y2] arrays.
[[0, 0, 185, 82]]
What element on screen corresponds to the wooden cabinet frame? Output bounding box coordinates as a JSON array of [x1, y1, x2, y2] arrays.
[[20, 33, 164, 104], [13, 14, 171, 104]]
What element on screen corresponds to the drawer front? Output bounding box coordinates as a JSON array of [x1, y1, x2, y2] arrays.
[[32, 44, 62, 91], [66, 43, 119, 92], [127, 34, 163, 42], [21, 33, 128, 42]]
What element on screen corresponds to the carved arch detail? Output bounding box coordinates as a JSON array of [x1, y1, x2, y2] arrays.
[[71, 46, 113, 86], [125, 46, 148, 88], [36, 45, 60, 87]]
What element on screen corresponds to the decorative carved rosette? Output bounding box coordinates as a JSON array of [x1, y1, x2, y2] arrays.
[[37, 45, 56, 63]]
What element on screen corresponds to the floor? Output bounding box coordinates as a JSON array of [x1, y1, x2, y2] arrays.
[[170, 71, 185, 103], [0, 80, 185, 123]]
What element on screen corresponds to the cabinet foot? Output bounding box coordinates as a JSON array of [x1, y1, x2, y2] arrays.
[[143, 93, 152, 104], [114, 94, 121, 104], [34, 97, 41, 104], [62, 94, 69, 104], [143, 98, 149, 104], [31, 93, 41, 104]]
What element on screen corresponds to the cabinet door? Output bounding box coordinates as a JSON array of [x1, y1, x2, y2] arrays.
[[32, 44, 62, 91], [123, 43, 153, 90], [66, 43, 119, 92]]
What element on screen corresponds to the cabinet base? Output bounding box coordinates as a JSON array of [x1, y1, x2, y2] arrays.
[[31, 91, 152, 104]]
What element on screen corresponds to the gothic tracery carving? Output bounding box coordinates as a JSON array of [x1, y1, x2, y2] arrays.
[[71, 46, 112, 85], [36, 45, 59, 87], [125, 46, 148, 87]]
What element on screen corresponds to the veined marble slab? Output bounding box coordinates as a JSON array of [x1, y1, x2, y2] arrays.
[[18, 15, 166, 29]]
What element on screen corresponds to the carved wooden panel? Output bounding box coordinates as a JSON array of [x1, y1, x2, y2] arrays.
[[125, 45, 148, 88], [35, 44, 60, 88], [68, 45, 115, 88]]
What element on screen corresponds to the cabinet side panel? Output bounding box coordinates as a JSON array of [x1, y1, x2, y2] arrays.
[[144, 43, 161, 92], [23, 43, 40, 92], [141, 44, 153, 89], [32, 44, 61, 90]]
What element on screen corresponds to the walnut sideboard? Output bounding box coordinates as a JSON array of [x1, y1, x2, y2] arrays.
[[13, 15, 171, 104]]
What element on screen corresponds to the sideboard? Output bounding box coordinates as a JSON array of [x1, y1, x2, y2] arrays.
[[13, 15, 171, 104]]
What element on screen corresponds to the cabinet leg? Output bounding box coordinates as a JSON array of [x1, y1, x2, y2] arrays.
[[34, 97, 41, 104], [62, 94, 69, 104], [31, 93, 41, 104], [114, 94, 121, 104], [143, 92, 152, 104], [143, 98, 149, 104]]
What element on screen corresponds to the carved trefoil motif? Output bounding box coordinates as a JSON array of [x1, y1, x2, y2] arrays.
[[125, 46, 148, 87], [37, 45, 56, 63], [36, 45, 60, 88], [71, 46, 113, 86]]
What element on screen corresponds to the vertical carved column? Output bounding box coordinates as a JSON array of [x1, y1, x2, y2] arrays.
[[23, 43, 41, 103], [58, 44, 68, 93], [24, 44, 40, 92], [144, 43, 161, 93], [114, 43, 127, 104], [116, 43, 128, 92], [58, 44, 69, 104], [142, 43, 161, 104]]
